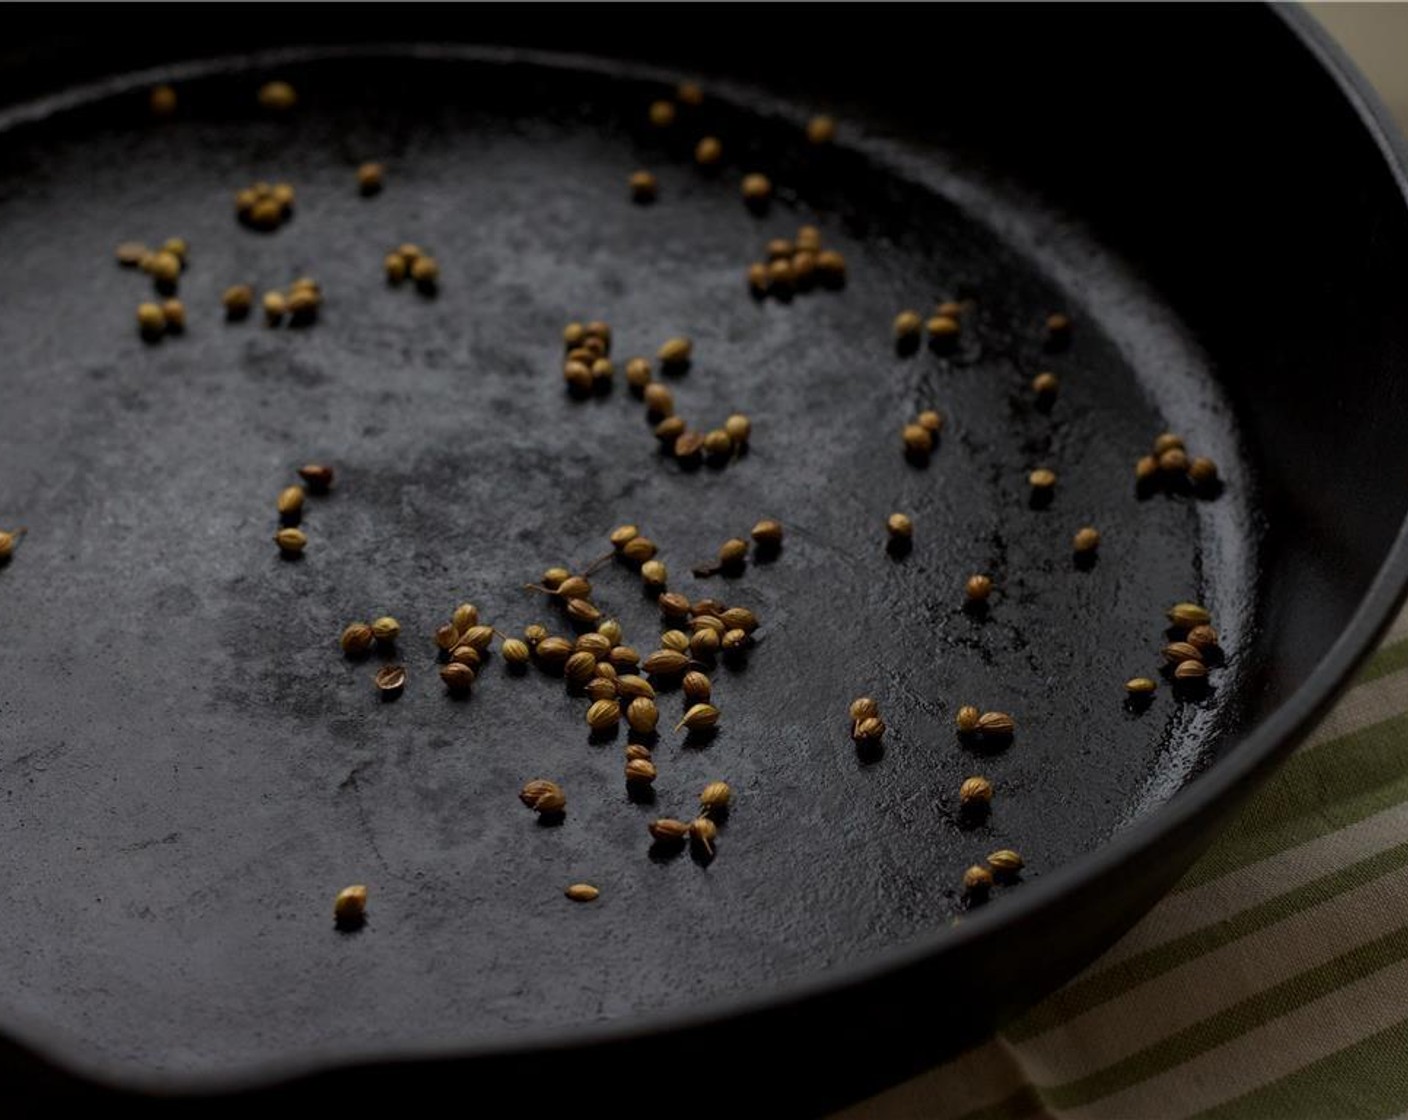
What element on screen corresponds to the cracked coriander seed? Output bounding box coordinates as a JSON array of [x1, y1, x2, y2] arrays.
[[334, 884, 367, 926], [587, 699, 622, 730], [1168, 602, 1212, 628], [682, 671, 712, 703], [565, 883, 600, 902], [966, 575, 993, 602], [440, 662, 474, 692], [690, 816, 719, 853], [535, 636, 573, 664], [277, 485, 305, 516], [520, 779, 566, 814], [700, 781, 732, 813], [341, 623, 374, 655], [676, 703, 720, 732], [1073, 527, 1100, 553], [977, 711, 1014, 736], [956, 706, 980, 733], [274, 527, 307, 555], [887, 512, 913, 540], [650, 818, 690, 842], [694, 136, 722, 165], [627, 696, 660, 733], [963, 866, 994, 896], [625, 758, 658, 783], [374, 665, 406, 697], [903, 424, 934, 455], [1126, 677, 1157, 695], [960, 776, 994, 805], [629, 170, 658, 202]]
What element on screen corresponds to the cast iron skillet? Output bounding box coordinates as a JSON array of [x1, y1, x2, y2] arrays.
[[3, 6, 1407, 1113]]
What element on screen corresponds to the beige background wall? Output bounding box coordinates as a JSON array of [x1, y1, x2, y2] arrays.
[[1310, 3, 1408, 128]]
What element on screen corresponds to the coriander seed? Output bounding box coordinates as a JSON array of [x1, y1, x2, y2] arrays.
[[724, 414, 752, 446], [1187, 624, 1219, 650], [587, 699, 622, 731], [149, 85, 177, 116], [927, 314, 960, 341], [694, 136, 722, 166], [719, 538, 748, 566], [796, 225, 822, 251], [751, 519, 782, 546], [626, 357, 652, 392], [556, 577, 592, 600], [116, 240, 147, 266], [748, 262, 770, 292], [621, 536, 658, 563], [658, 592, 691, 618], [674, 431, 705, 461], [853, 716, 886, 743], [959, 776, 994, 805], [440, 662, 474, 691], [649, 818, 691, 843], [767, 238, 795, 260], [887, 512, 913, 540], [977, 711, 1014, 736], [963, 865, 994, 895], [1158, 447, 1189, 474], [567, 598, 601, 625], [434, 623, 461, 651], [597, 618, 623, 645], [677, 81, 704, 106], [690, 816, 719, 853], [692, 615, 725, 636], [767, 258, 794, 290], [1163, 641, 1203, 665], [258, 80, 297, 111], [565, 883, 599, 902], [641, 560, 668, 588], [1189, 457, 1219, 486], [524, 624, 549, 647], [1135, 455, 1159, 483], [682, 671, 712, 703], [223, 284, 254, 319], [956, 705, 980, 733], [700, 780, 732, 814], [625, 743, 653, 762], [676, 703, 720, 732], [159, 298, 186, 332], [274, 527, 307, 555], [661, 630, 690, 653], [369, 617, 400, 644], [988, 850, 1024, 876], [1168, 602, 1212, 628], [701, 429, 730, 458], [1073, 526, 1100, 553], [566, 652, 599, 684], [1126, 677, 1157, 695], [691, 629, 721, 657], [649, 100, 676, 127], [0, 529, 21, 562], [917, 410, 943, 433], [460, 625, 495, 652], [816, 249, 846, 283], [806, 115, 836, 144], [341, 622, 374, 656], [410, 256, 439, 286], [629, 170, 658, 202], [1029, 468, 1057, 492], [275, 486, 305, 519], [903, 423, 934, 456], [721, 608, 758, 633], [643, 383, 675, 418], [334, 884, 367, 926], [374, 665, 406, 697], [263, 291, 287, 324], [357, 162, 385, 195], [741, 173, 772, 205], [965, 574, 993, 602], [576, 633, 612, 658], [1033, 372, 1059, 399], [850, 697, 879, 723], [1045, 312, 1071, 338], [1153, 433, 1185, 455], [542, 568, 570, 590], [520, 779, 566, 814], [594, 661, 619, 683], [627, 696, 660, 733], [449, 646, 481, 668], [137, 302, 166, 336], [658, 336, 692, 366], [625, 758, 658, 784], [535, 636, 573, 664], [617, 674, 654, 699], [502, 638, 530, 665], [385, 253, 408, 283], [1175, 660, 1208, 681], [655, 416, 687, 443]]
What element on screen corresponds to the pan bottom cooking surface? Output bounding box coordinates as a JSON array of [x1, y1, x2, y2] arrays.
[[0, 47, 1254, 1079]]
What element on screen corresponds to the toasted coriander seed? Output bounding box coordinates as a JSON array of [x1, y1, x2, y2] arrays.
[[927, 314, 960, 341], [520, 779, 566, 814], [690, 816, 719, 853], [806, 113, 836, 143], [1189, 457, 1219, 486], [629, 170, 658, 202], [357, 161, 385, 194], [741, 173, 772, 204], [956, 705, 980, 733], [691, 629, 721, 657], [501, 638, 530, 665], [263, 291, 287, 324], [523, 624, 549, 647], [451, 601, 477, 627], [565, 652, 599, 683], [535, 636, 573, 664], [649, 99, 676, 127], [853, 716, 886, 743], [1175, 660, 1209, 681], [587, 699, 622, 731], [258, 80, 297, 111], [434, 624, 461, 651], [977, 711, 1015, 736], [1073, 526, 1100, 554], [460, 625, 495, 652], [696, 429, 729, 458], [1168, 602, 1212, 628], [719, 538, 748, 566], [966, 574, 993, 602], [1158, 447, 1189, 474], [960, 776, 994, 805], [660, 630, 690, 654], [694, 136, 722, 165], [137, 302, 166, 335], [1033, 372, 1059, 398], [1135, 455, 1159, 483], [1029, 468, 1057, 491], [682, 670, 712, 703], [625, 758, 658, 784], [850, 697, 879, 723], [374, 665, 406, 697], [617, 674, 654, 699], [641, 560, 668, 588], [1126, 677, 1157, 695], [643, 383, 675, 417], [576, 633, 612, 658], [449, 645, 481, 668], [555, 576, 592, 600], [963, 866, 995, 895], [692, 615, 725, 636], [274, 527, 307, 555], [565, 883, 599, 902], [658, 336, 692, 366], [1163, 641, 1203, 665], [594, 661, 619, 683], [341, 622, 374, 655], [1187, 624, 1219, 650], [887, 512, 913, 540], [649, 818, 691, 842], [1153, 432, 1185, 455], [723, 608, 759, 634], [903, 424, 934, 456], [658, 592, 691, 619], [676, 703, 720, 732], [700, 781, 732, 814], [626, 696, 660, 733], [621, 536, 658, 563], [365, 616, 399, 644], [596, 618, 623, 645], [333, 884, 367, 926]]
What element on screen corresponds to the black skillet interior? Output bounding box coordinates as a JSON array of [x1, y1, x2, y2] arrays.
[[3, 6, 1408, 1110]]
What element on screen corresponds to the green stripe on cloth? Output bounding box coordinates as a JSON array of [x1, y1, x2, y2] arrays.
[[1190, 1016, 1408, 1120], [1356, 637, 1408, 686], [1007, 841, 1408, 1042], [1177, 710, 1408, 890], [1040, 924, 1408, 1110]]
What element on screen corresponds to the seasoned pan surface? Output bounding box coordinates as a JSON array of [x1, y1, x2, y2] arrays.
[[0, 47, 1255, 1081]]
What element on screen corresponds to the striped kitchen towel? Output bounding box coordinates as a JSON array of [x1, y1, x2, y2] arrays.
[[842, 608, 1408, 1120]]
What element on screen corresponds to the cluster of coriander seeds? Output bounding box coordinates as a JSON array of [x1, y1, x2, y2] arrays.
[[892, 300, 969, 354], [235, 181, 295, 231], [339, 613, 405, 699], [1135, 432, 1220, 495], [646, 79, 704, 130], [384, 244, 439, 293], [746, 225, 846, 298], [523, 563, 605, 629], [260, 277, 323, 328], [273, 463, 333, 557], [561, 320, 615, 396], [962, 848, 1025, 904], [954, 706, 1016, 743], [901, 409, 943, 462], [434, 601, 502, 696], [648, 779, 732, 860], [117, 238, 189, 341], [848, 697, 886, 750], [1126, 601, 1221, 701]]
